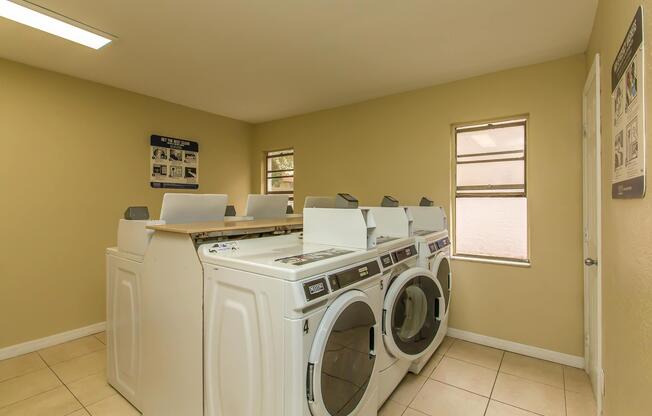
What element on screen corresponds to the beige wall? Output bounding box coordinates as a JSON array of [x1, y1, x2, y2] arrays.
[[252, 55, 587, 356], [0, 58, 252, 348], [587, 1, 652, 414]]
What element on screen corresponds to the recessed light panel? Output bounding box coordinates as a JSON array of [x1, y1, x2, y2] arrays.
[[0, 0, 112, 49]]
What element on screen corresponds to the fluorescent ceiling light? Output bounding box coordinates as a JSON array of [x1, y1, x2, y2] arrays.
[[0, 0, 112, 49]]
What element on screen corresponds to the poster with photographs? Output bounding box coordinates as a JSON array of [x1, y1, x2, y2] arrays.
[[611, 6, 646, 198], [150, 135, 199, 189]]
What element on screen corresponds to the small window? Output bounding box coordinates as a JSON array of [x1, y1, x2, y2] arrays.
[[265, 149, 294, 207], [453, 119, 529, 262]]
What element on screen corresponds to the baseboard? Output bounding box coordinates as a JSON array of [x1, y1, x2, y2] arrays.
[[0, 322, 106, 361], [447, 327, 585, 369]]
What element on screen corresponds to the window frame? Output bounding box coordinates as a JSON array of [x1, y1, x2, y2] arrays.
[[264, 148, 294, 204], [452, 118, 530, 264]]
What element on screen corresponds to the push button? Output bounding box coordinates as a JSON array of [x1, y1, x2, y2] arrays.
[[329, 276, 340, 291]]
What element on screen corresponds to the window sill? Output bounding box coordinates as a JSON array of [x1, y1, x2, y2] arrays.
[[451, 255, 531, 268]]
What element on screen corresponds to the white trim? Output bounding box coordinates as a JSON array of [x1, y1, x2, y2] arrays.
[[0, 322, 106, 361], [447, 327, 585, 369], [451, 255, 531, 268]]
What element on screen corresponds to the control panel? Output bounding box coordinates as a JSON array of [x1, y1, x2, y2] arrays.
[[428, 237, 451, 254], [303, 277, 329, 301], [436, 237, 451, 249], [327, 260, 381, 292], [380, 254, 394, 268], [391, 245, 418, 263]]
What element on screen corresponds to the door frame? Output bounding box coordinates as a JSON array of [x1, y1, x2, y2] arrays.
[[582, 53, 603, 414]]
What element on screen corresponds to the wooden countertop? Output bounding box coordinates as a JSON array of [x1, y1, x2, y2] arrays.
[[147, 217, 303, 235]]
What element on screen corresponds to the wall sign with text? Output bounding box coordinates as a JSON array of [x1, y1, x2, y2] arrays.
[[150, 134, 199, 189], [611, 6, 646, 198]]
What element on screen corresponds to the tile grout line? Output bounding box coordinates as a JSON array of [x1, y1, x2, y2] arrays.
[[483, 349, 557, 416], [402, 337, 457, 413], [0, 349, 68, 410], [445, 340, 506, 371], [490, 398, 547, 416], [405, 337, 509, 415], [39, 337, 106, 367], [482, 349, 505, 416], [0, 384, 62, 411], [93, 333, 106, 346], [402, 338, 510, 416], [0, 361, 47, 384], [37, 349, 88, 414], [489, 351, 564, 416]]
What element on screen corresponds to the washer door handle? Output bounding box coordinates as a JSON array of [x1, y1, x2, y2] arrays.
[[369, 326, 376, 359], [306, 363, 315, 402]]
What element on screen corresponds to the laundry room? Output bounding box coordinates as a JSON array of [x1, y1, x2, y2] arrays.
[[0, 0, 650, 415]]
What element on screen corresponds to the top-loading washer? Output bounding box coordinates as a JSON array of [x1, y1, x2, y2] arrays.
[[106, 218, 163, 410], [403, 206, 452, 374], [198, 233, 382, 416]]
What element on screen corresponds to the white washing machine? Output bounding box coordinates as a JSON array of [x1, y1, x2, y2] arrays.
[[198, 233, 382, 416], [409, 230, 452, 373], [375, 236, 445, 406], [105, 219, 162, 410]]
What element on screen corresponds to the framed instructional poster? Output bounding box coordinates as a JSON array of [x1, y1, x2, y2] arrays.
[[150, 134, 199, 189], [611, 6, 646, 198]]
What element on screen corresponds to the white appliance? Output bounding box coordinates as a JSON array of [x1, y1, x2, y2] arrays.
[[245, 194, 290, 219], [198, 234, 382, 416], [159, 193, 228, 223], [362, 206, 446, 406], [403, 206, 452, 374], [304, 196, 336, 208], [106, 219, 163, 410]]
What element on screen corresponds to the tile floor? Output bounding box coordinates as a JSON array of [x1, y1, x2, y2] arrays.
[[0, 332, 139, 416], [0, 334, 596, 416], [380, 337, 597, 416]]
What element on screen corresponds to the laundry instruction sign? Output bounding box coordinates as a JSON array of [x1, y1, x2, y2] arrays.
[[611, 6, 646, 198], [150, 135, 199, 189]]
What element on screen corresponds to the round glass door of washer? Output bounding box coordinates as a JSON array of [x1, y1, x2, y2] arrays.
[[383, 267, 444, 360]]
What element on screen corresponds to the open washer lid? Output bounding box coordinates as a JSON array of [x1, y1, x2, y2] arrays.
[[383, 266, 444, 361], [307, 290, 377, 416]]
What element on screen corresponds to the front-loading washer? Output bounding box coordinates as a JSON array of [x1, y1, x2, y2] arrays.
[[375, 236, 445, 407], [198, 233, 382, 416], [409, 229, 452, 374]]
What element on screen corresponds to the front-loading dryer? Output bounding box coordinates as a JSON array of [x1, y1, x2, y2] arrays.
[[199, 233, 382, 416], [375, 236, 445, 407]]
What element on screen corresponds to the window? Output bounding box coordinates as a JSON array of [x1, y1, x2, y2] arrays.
[[265, 149, 294, 207], [453, 119, 528, 262]]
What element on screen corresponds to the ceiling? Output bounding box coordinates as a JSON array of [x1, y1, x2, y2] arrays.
[[0, 0, 598, 123]]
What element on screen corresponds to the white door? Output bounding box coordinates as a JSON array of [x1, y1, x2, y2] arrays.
[[583, 53, 602, 414]]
